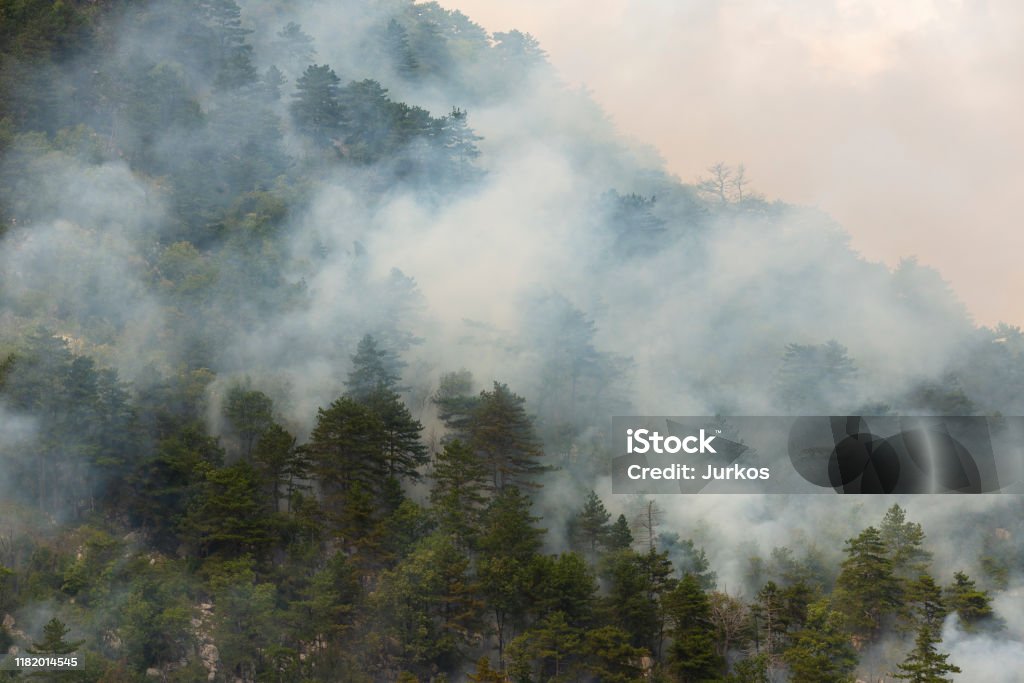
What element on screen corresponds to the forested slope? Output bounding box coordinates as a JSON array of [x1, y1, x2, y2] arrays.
[[0, 1, 1022, 681]]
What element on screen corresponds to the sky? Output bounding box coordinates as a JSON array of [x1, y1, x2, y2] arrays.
[[442, 0, 1024, 328]]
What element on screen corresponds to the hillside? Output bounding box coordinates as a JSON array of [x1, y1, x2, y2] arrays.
[[0, 1, 1022, 681]]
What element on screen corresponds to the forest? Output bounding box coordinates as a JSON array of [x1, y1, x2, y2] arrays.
[[0, 0, 1022, 681]]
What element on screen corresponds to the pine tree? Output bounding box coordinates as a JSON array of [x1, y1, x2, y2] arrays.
[[477, 486, 545, 668], [29, 617, 84, 655], [834, 526, 901, 639], [606, 514, 634, 550], [528, 553, 598, 626], [430, 439, 490, 547], [598, 549, 666, 655], [578, 626, 648, 683], [373, 532, 485, 675], [383, 19, 418, 79], [222, 385, 274, 459], [945, 571, 998, 632], [880, 504, 932, 579], [438, 107, 482, 182], [276, 21, 315, 72], [198, 0, 257, 89], [906, 574, 947, 632], [783, 601, 857, 683], [252, 423, 308, 512], [291, 64, 342, 146], [184, 461, 273, 557], [894, 625, 961, 683], [364, 389, 427, 480], [775, 340, 857, 413], [307, 396, 386, 512], [470, 382, 547, 492], [664, 573, 722, 682], [262, 65, 286, 100], [467, 656, 505, 682], [345, 334, 403, 400], [507, 611, 581, 681], [570, 490, 612, 554], [660, 532, 717, 590], [433, 369, 478, 439]]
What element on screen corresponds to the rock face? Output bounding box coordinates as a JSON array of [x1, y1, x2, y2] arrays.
[[191, 602, 219, 682], [2, 613, 28, 653]]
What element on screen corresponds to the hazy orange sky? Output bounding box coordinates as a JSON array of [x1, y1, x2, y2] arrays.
[[443, 0, 1024, 327]]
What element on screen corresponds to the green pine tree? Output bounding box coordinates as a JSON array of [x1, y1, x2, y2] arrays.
[[291, 64, 342, 146], [606, 514, 634, 550], [880, 504, 932, 579], [782, 601, 857, 683], [570, 490, 612, 554], [894, 625, 961, 683], [834, 526, 901, 639], [29, 618, 84, 655], [430, 439, 490, 547], [945, 571, 999, 632], [470, 382, 547, 492], [664, 573, 722, 682]]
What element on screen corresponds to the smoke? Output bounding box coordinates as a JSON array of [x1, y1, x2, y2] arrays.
[[446, 0, 1024, 328], [1, 3, 1022, 677], [942, 606, 1024, 683]]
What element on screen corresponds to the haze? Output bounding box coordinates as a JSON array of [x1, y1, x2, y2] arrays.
[[445, 0, 1024, 327]]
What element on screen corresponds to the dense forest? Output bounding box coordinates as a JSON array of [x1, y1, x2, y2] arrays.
[[1, 0, 1022, 681]]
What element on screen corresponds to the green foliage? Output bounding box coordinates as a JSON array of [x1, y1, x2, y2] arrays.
[[663, 573, 722, 681], [29, 617, 84, 655], [184, 460, 274, 557], [0, 2, 1015, 681], [222, 384, 274, 459], [894, 625, 961, 683], [569, 490, 612, 555], [345, 334, 403, 400], [945, 570, 1000, 632], [783, 601, 857, 683], [470, 382, 547, 492], [373, 532, 484, 674], [607, 514, 634, 550], [834, 526, 901, 639], [880, 504, 932, 580], [430, 439, 490, 547], [119, 558, 196, 670], [477, 487, 544, 666], [775, 340, 857, 413], [291, 64, 342, 146]]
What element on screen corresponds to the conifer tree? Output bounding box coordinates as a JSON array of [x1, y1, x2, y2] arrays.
[[783, 601, 857, 683], [363, 387, 428, 481], [834, 526, 901, 639], [945, 571, 998, 632], [664, 573, 722, 682], [606, 514, 634, 551], [430, 439, 490, 547], [291, 64, 342, 146], [29, 617, 84, 655], [383, 19, 418, 79], [470, 382, 547, 491], [222, 385, 274, 459], [253, 423, 308, 512], [570, 490, 612, 554], [906, 574, 947, 632], [307, 397, 386, 510], [894, 625, 961, 683], [477, 486, 544, 668], [345, 334, 403, 400], [880, 504, 932, 579]]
